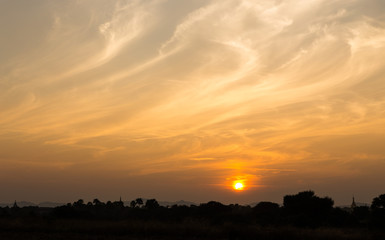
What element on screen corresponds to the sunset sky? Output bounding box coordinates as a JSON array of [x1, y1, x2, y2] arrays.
[[1, 0, 385, 205]]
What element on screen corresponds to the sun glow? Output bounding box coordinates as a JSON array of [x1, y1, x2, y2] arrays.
[[234, 182, 244, 190]]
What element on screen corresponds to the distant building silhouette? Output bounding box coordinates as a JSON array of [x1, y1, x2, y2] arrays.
[[351, 196, 357, 209], [12, 200, 18, 208]]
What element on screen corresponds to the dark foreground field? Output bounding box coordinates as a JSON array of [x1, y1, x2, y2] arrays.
[[0, 218, 384, 240]]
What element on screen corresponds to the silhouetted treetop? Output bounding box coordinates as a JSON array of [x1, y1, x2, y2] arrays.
[[371, 194, 385, 209], [284, 190, 334, 213], [73, 199, 85, 208], [135, 198, 143, 207], [145, 199, 160, 209], [93, 198, 103, 206], [253, 201, 280, 215], [371, 193, 385, 227]]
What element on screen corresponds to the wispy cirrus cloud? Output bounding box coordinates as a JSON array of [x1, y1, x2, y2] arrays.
[[0, 0, 385, 204]]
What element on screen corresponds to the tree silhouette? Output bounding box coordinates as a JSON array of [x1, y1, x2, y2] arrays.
[[284, 190, 334, 213], [113, 200, 124, 208], [135, 198, 143, 208], [283, 190, 334, 226], [106, 201, 113, 208], [145, 199, 160, 209], [371, 194, 385, 227], [371, 194, 385, 209], [253, 201, 281, 225], [73, 199, 85, 208], [93, 198, 103, 206]]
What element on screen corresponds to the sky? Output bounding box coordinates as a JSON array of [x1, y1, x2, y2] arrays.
[[1, 0, 385, 205]]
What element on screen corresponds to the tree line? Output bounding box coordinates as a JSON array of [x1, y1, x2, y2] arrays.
[[1, 191, 385, 229]]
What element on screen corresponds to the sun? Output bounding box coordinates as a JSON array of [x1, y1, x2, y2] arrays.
[[233, 182, 244, 190]]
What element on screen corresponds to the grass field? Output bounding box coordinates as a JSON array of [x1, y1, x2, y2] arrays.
[[0, 218, 383, 240]]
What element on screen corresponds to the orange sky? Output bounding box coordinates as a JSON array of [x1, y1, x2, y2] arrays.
[[1, 0, 385, 205]]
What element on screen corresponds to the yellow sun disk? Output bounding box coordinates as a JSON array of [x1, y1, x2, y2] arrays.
[[234, 182, 244, 190]]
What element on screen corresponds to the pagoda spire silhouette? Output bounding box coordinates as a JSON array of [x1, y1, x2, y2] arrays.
[[351, 196, 357, 209]]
